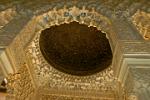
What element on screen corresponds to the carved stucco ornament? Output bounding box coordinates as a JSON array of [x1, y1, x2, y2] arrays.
[[25, 6, 125, 100], [6, 64, 34, 100]]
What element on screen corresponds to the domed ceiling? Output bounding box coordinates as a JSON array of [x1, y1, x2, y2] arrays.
[[39, 22, 112, 76]]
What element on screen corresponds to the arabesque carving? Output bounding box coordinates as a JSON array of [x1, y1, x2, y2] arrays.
[[6, 63, 34, 100]]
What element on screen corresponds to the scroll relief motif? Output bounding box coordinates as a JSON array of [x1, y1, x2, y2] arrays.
[[0, 7, 16, 29], [132, 10, 150, 40]]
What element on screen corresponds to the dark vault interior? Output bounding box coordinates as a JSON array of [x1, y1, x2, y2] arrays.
[[39, 22, 112, 76]]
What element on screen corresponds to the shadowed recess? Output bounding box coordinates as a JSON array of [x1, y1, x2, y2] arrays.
[[39, 21, 112, 76]]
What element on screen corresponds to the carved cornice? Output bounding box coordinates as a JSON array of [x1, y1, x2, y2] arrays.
[[113, 40, 150, 78], [112, 40, 150, 99]]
